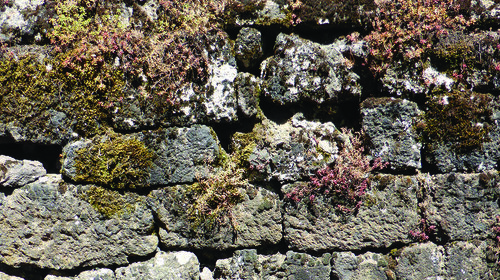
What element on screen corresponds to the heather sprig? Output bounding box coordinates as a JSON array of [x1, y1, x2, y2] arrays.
[[365, 0, 475, 75], [286, 128, 386, 213]]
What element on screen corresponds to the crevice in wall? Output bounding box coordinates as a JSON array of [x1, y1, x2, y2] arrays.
[[0, 263, 48, 280], [0, 142, 62, 174], [211, 118, 256, 152]]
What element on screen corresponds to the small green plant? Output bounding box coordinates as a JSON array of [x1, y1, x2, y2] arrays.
[[418, 90, 491, 152], [364, 0, 475, 75], [74, 134, 154, 189], [286, 128, 386, 213], [187, 154, 247, 231]]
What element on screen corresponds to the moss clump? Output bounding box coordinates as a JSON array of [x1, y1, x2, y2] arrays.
[[81, 185, 135, 218], [187, 155, 247, 231], [0, 52, 125, 137], [74, 134, 153, 189], [420, 90, 491, 152]]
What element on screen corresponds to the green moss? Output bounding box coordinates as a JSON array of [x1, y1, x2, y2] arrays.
[[420, 91, 491, 152], [81, 185, 135, 218], [74, 133, 153, 189], [0, 53, 125, 138]]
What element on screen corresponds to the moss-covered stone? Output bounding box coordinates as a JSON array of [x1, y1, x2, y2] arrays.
[[73, 133, 153, 189], [420, 90, 491, 152], [80, 185, 136, 218]]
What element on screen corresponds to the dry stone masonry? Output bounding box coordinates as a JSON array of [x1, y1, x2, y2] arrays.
[[0, 0, 500, 279]]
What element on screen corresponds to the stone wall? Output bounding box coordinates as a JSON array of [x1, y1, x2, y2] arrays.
[[0, 0, 500, 279]]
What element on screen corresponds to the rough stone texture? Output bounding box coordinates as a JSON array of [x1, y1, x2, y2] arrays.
[[0, 272, 24, 280], [361, 98, 422, 171], [424, 96, 500, 173], [260, 33, 362, 105], [111, 34, 238, 131], [232, 113, 338, 183], [472, 0, 500, 26], [115, 250, 200, 280], [0, 0, 45, 42], [0, 175, 158, 270], [214, 250, 331, 280], [395, 242, 447, 280], [45, 269, 116, 280], [234, 72, 261, 118], [235, 27, 263, 69], [332, 252, 388, 280], [424, 172, 500, 241], [225, 0, 290, 27], [149, 184, 282, 250], [0, 155, 46, 188], [380, 64, 426, 97], [214, 249, 286, 279], [445, 241, 493, 280], [283, 174, 420, 251], [61, 125, 221, 186]]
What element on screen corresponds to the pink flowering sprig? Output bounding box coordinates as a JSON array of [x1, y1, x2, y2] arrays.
[[364, 0, 475, 76], [409, 218, 436, 242], [286, 128, 387, 213]]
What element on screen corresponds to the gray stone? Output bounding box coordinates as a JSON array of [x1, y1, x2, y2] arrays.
[[0, 0, 45, 42], [111, 34, 238, 130], [380, 64, 426, 97], [445, 241, 493, 280], [0, 155, 46, 188], [225, 0, 290, 27], [61, 125, 222, 186], [260, 33, 361, 105], [140, 125, 222, 185], [283, 174, 420, 251], [115, 250, 199, 280], [361, 98, 422, 171], [235, 27, 263, 69], [423, 95, 500, 173], [234, 73, 261, 118], [0, 175, 158, 270], [283, 251, 332, 280], [332, 252, 388, 280], [231, 113, 338, 183], [45, 269, 116, 280], [424, 172, 500, 241], [149, 184, 282, 250], [471, 0, 500, 27], [395, 243, 447, 280], [0, 271, 24, 280], [214, 250, 330, 280], [214, 249, 286, 279]]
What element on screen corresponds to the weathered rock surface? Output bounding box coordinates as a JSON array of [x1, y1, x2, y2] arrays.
[[111, 34, 238, 131], [214, 249, 331, 280], [0, 0, 45, 43], [361, 98, 422, 171], [261, 33, 362, 105], [0, 175, 157, 270], [234, 72, 261, 118], [45, 269, 115, 280], [232, 113, 338, 183], [283, 174, 420, 251], [395, 241, 494, 280], [0, 155, 46, 188], [148, 184, 282, 250], [424, 172, 500, 241], [235, 27, 263, 69], [115, 250, 200, 280], [62, 125, 222, 186], [332, 252, 388, 280]]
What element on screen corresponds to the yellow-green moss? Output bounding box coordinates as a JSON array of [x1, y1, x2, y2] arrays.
[[0, 53, 125, 137], [81, 185, 135, 218], [419, 90, 491, 152], [74, 134, 153, 189]]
